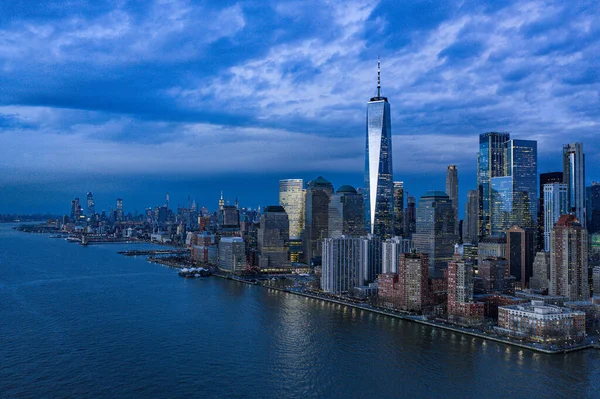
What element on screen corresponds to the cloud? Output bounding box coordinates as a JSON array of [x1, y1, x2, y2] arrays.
[[0, 0, 599, 212]]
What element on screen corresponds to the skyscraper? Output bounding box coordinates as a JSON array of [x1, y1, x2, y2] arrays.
[[464, 190, 479, 244], [328, 185, 364, 238], [543, 183, 568, 252], [563, 143, 586, 228], [447, 255, 484, 325], [478, 132, 510, 238], [490, 139, 538, 235], [549, 215, 589, 301], [506, 225, 535, 289], [412, 191, 457, 277], [446, 165, 459, 236], [279, 179, 305, 239], [258, 206, 290, 270], [403, 195, 416, 238], [538, 172, 563, 250], [364, 58, 394, 238], [86, 192, 95, 216], [116, 198, 124, 222], [321, 237, 365, 294], [393, 181, 404, 237], [587, 182, 600, 233], [304, 176, 334, 263]]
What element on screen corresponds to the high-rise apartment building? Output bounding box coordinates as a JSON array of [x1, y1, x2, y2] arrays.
[[530, 251, 550, 291], [304, 176, 334, 263], [258, 206, 290, 270], [464, 190, 479, 244], [321, 237, 365, 294], [382, 236, 414, 274], [446, 165, 459, 236], [393, 181, 404, 237], [279, 179, 305, 239], [538, 172, 563, 249], [549, 215, 589, 301], [447, 255, 484, 325], [360, 235, 382, 284], [412, 191, 457, 277], [397, 252, 430, 312], [543, 183, 568, 252], [563, 143, 586, 227], [478, 132, 510, 237], [328, 185, 364, 238], [364, 58, 394, 238]]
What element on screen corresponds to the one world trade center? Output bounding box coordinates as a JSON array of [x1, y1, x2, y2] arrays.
[[364, 58, 393, 238]]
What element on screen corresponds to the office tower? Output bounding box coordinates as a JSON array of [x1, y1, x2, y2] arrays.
[[403, 195, 416, 237], [70, 197, 81, 221], [218, 237, 246, 273], [477, 236, 507, 264], [478, 132, 510, 237], [563, 143, 586, 227], [321, 237, 365, 294], [393, 182, 404, 237], [593, 266, 600, 297], [446, 165, 459, 236], [538, 172, 563, 249], [464, 190, 479, 244], [382, 236, 414, 274], [86, 192, 95, 216], [412, 191, 457, 277], [116, 198, 124, 222], [543, 183, 568, 252], [328, 185, 364, 238], [258, 206, 290, 270], [397, 252, 430, 312], [587, 182, 600, 233], [549, 215, 589, 301], [530, 252, 550, 291], [364, 58, 394, 238], [506, 226, 535, 289], [218, 192, 224, 211], [220, 205, 240, 229], [490, 139, 538, 235], [360, 235, 382, 283], [304, 176, 334, 263], [447, 255, 484, 324], [279, 179, 305, 239]]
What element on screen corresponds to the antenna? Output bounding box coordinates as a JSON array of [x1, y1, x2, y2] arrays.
[[377, 56, 381, 97]]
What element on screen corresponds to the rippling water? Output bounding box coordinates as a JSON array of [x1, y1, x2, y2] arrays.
[[1, 224, 599, 398]]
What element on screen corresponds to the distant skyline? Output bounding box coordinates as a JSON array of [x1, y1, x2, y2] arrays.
[[0, 0, 598, 214]]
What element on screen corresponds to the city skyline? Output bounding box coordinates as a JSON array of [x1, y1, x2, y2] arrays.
[[1, 1, 599, 214]]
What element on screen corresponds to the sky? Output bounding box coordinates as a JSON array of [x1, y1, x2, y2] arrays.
[[0, 0, 598, 215]]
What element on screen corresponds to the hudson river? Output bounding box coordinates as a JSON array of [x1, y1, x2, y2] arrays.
[[1, 224, 599, 398]]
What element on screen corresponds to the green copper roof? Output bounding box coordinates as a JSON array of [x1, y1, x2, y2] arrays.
[[336, 185, 357, 194]]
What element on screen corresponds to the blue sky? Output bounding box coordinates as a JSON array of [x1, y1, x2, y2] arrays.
[[0, 0, 599, 215]]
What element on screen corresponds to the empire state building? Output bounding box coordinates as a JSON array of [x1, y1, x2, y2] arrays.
[[364, 58, 394, 238]]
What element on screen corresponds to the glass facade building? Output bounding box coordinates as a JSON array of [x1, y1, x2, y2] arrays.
[[563, 143, 586, 228], [279, 179, 305, 239], [364, 60, 394, 238], [328, 185, 364, 238], [543, 183, 568, 252], [412, 191, 457, 277], [478, 132, 510, 238], [489, 139, 538, 236]]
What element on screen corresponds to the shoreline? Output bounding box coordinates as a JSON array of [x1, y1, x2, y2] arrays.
[[213, 273, 598, 355]]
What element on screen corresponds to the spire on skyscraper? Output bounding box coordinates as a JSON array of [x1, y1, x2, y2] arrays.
[[377, 56, 381, 98]]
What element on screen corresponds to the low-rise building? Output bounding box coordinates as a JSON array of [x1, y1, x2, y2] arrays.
[[218, 237, 246, 273], [496, 300, 585, 343]]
